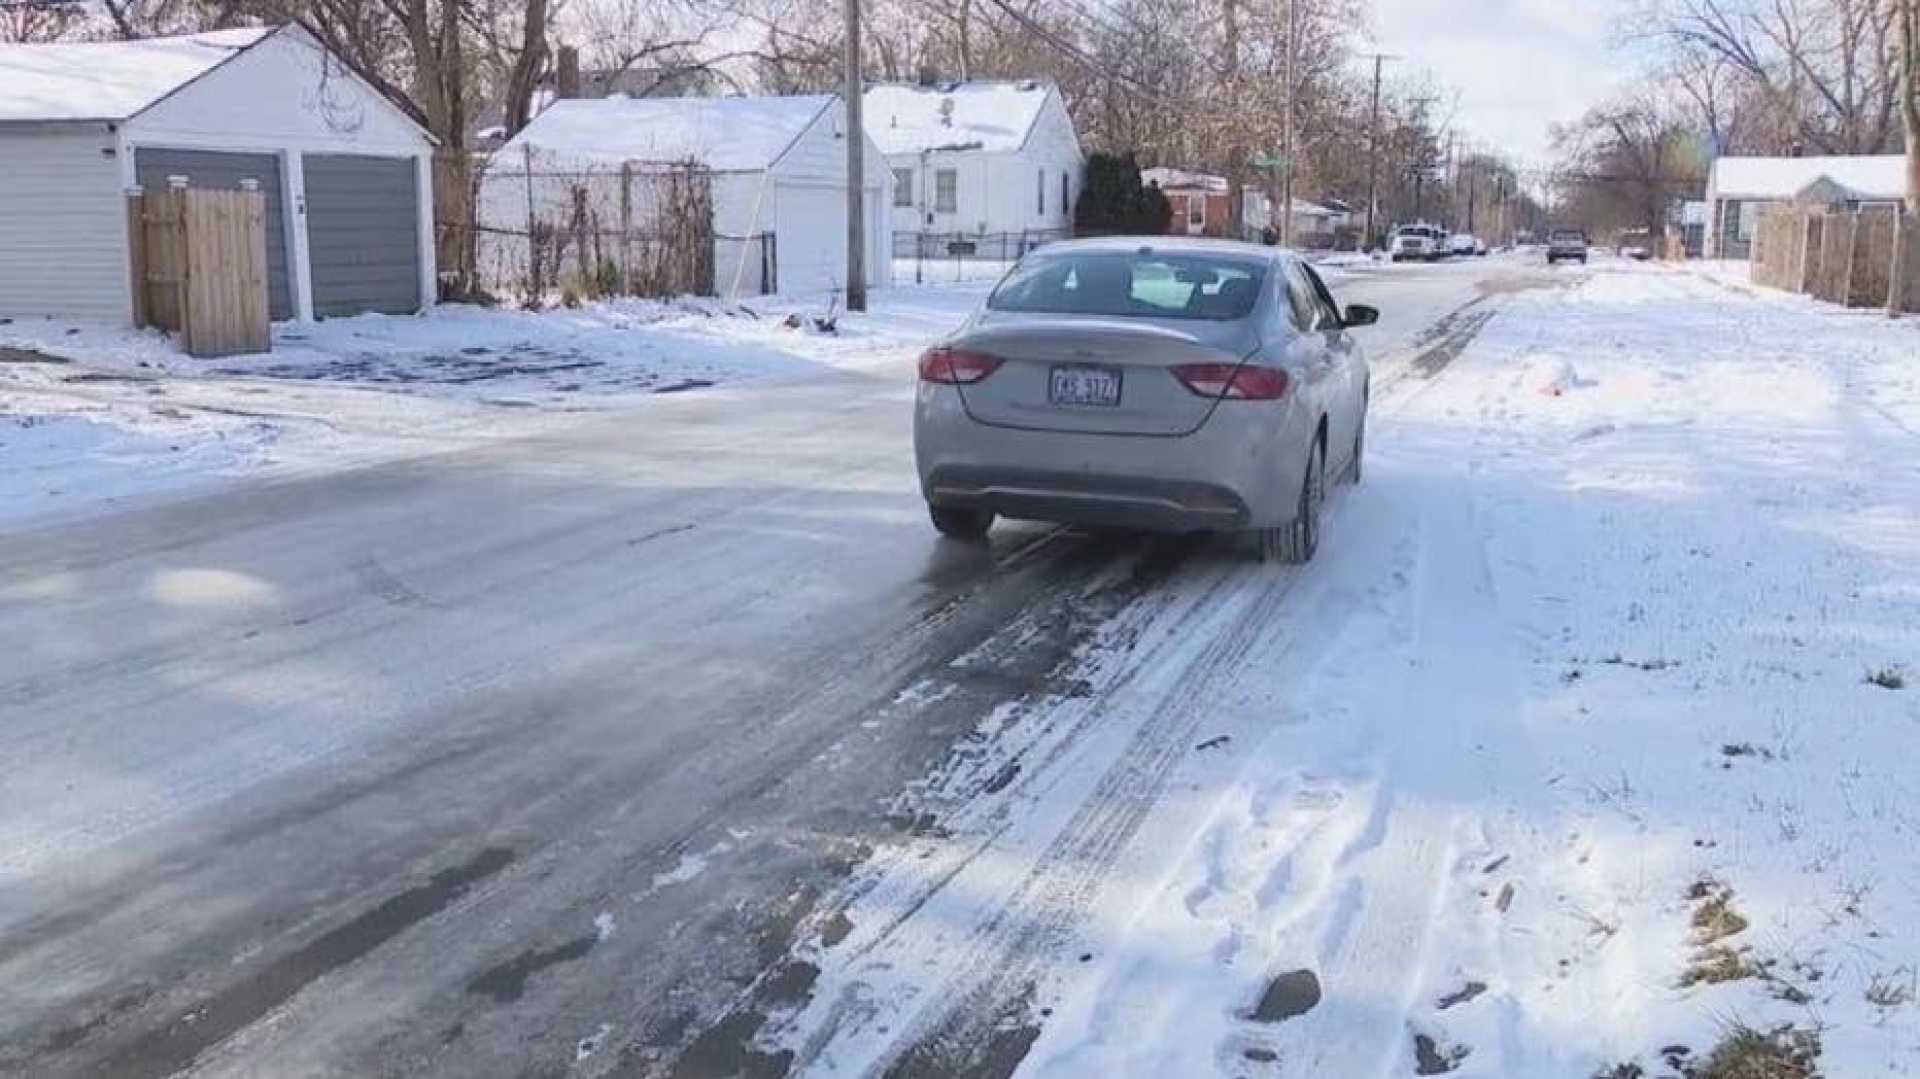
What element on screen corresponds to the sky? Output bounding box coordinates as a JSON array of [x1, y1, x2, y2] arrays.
[[1365, 0, 1634, 169]]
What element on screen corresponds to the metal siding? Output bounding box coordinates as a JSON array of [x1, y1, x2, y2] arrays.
[[303, 153, 422, 317], [134, 147, 292, 320]]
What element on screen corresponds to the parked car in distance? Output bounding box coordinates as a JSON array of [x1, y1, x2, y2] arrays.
[[1448, 233, 1483, 257], [914, 238, 1375, 564], [1389, 225, 1442, 262], [1547, 229, 1589, 264]]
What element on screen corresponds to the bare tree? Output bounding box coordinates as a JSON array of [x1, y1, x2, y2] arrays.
[[1639, 0, 1903, 154], [1, 1, 90, 42], [1552, 91, 1706, 238]]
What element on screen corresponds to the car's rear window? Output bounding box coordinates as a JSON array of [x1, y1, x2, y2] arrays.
[[1551, 231, 1585, 241], [987, 251, 1267, 321]]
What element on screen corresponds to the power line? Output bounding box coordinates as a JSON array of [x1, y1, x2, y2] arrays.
[[979, 0, 1176, 102]]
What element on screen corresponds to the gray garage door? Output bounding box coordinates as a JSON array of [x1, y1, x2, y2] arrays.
[[135, 147, 292, 320], [303, 154, 422, 317]]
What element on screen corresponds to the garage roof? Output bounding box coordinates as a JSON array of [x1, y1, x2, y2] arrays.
[[864, 82, 1051, 155], [495, 95, 837, 173], [1709, 154, 1907, 201], [0, 27, 272, 124]]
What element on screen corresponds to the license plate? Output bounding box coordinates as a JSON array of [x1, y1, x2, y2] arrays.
[[1049, 365, 1122, 407]]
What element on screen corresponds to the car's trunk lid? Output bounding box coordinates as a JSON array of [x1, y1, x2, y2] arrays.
[[952, 314, 1259, 437]]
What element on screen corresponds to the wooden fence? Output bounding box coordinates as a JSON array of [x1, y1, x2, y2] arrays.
[[127, 187, 270, 357], [1752, 204, 1919, 315]]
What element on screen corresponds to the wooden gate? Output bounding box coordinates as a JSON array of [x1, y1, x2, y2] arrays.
[[127, 187, 270, 357]]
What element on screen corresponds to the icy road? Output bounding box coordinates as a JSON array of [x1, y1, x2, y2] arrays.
[[3, 257, 1919, 1078]]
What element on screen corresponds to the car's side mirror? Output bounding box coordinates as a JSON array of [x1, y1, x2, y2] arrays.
[[1342, 304, 1379, 327]]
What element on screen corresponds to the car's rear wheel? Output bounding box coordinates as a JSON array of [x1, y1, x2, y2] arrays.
[[1257, 438, 1324, 565], [929, 504, 994, 540]]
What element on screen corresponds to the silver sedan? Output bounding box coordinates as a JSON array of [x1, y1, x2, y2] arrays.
[[913, 238, 1374, 563]]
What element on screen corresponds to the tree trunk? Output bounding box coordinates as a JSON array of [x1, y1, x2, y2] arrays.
[[503, 0, 550, 137], [1900, 0, 1920, 215]]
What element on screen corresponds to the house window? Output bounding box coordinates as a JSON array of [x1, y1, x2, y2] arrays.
[[1736, 200, 1759, 241], [935, 169, 957, 213], [1037, 169, 1046, 214], [892, 167, 913, 208], [1060, 172, 1069, 216]]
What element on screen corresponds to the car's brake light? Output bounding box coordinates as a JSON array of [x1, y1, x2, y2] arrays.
[[1172, 363, 1289, 400], [918, 346, 1003, 384]]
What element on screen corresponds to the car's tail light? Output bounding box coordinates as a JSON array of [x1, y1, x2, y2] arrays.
[[918, 346, 1003, 384], [1172, 363, 1290, 400]]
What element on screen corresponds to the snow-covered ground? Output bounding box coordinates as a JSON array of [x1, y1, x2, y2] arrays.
[[0, 287, 983, 526], [747, 261, 1920, 1077]]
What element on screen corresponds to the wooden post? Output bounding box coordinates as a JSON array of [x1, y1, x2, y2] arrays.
[[125, 189, 148, 328]]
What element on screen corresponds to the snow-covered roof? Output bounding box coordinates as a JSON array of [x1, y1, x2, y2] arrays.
[[1143, 167, 1226, 192], [495, 94, 834, 172], [0, 27, 272, 124], [1709, 154, 1907, 201], [863, 81, 1050, 155]]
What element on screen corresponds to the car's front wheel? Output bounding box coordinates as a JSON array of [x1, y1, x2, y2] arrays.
[[929, 504, 994, 540], [1257, 438, 1325, 565]]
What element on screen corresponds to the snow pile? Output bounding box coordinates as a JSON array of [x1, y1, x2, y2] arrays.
[[0, 28, 268, 122]]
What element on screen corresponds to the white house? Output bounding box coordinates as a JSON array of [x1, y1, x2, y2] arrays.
[[864, 81, 1083, 245], [480, 95, 889, 298], [1703, 154, 1906, 259], [0, 25, 437, 324]]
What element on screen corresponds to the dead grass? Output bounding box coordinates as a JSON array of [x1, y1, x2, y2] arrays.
[[1681, 944, 1760, 988], [1864, 665, 1906, 690], [1693, 1022, 1821, 1079], [1865, 967, 1916, 1010], [1689, 881, 1751, 946], [1680, 878, 1758, 988]]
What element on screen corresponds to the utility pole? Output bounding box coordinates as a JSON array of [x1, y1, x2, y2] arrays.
[[1362, 53, 1396, 252], [1465, 152, 1476, 234], [1224, 0, 1243, 239], [844, 0, 867, 311], [1280, 0, 1297, 246]]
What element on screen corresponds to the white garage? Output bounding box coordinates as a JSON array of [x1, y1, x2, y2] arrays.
[[0, 25, 436, 325], [480, 95, 890, 299]]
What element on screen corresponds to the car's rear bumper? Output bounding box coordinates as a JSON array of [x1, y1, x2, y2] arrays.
[[914, 385, 1311, 532], [923, 464, 1251, 531]]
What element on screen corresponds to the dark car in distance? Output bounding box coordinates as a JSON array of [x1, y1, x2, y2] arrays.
[[1547, 229, 1589, 265]]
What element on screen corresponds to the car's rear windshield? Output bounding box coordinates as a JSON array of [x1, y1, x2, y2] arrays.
[[987, 251, 1267, 321], [1397, 227, 1434, 237], [1550, 231, 1585, 241]]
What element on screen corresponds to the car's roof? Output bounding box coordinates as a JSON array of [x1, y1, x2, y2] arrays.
[[1032, 235, 1287, 262]]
